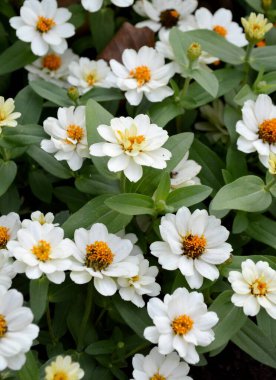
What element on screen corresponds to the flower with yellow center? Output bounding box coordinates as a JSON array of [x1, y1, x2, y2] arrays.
[[131, 347, 192, 380], [229, 259, 276, 319], [42, 53, 62, 70], [10, 0, 75, 56], [170, 151, 201, 189], [0, 287, 39, 371], [68, 57, 114, 95], [7, 221, 74, 284], [69, 223, 138, 296], [110, 46, 175, 105], [0, 97, 21, 132], [144, 288, 219, 364], [241, 12, 273, 43], [134, 0, 197, 33], [0, 212, 21, 252], [41, 106, 89, 171], [81, 0, 134, 13], [195, 7, 247, 47], [45, 355, 84, 380], [151, 206, 232, 289], [90, 114, 171, 182], [0, 227, 9, 250], [236, 94, 276, 168]]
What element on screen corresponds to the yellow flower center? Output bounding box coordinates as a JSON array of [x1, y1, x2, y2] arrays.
[[250, 278, 268, 296], [53, 372, 68, 380], [0, 315, 7, 338], [86, 73, 96, 86], [36, 16, 56, 33], [182, 233, 207, 259], [258, 118, 276, 144], [0, 226, 9, 249], [117, 129, 146, 153], [130, 66, 151, 87], [0, 110, 7, 121], [42, 54, 62, 71], [131, 275, 140, 282], [171, 314, 194, 335], [66, 124, 84, 144], [213, 25, 228, 37], [32, 240, 51, 261], [159, 9, 180, 28], [85, 241, 114, 271], [150, 374, 166, 380]]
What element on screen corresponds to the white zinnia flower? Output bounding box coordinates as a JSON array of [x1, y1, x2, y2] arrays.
[[89, 114, 171, 182], [144, 287, 219, 364], [25, 49, 78, 88], [22, 211, 57, 228], [134, 0, 197, 33], [118, 253, 161, 308], [195, 8, 247, 47], [81, 0, 134, 13], [228, 259, 276, 319], [69, 223, 138, 296], [10, 0, 75, 56], [131, 347, 192, 380], [0, 252, 16, 290], [68, 57, 114, 95], [0, 97, 21, 133], [170, 152, 201, 189], [44, 355, 84, 380], [41, 106, 89, 171], [0, 287, 39, 371], [236, 94, 276, 168], [7, 222, 73, 284], [0, 213, 21, 251], [150, 206, 232, 289], [110, 46, 175, 105]]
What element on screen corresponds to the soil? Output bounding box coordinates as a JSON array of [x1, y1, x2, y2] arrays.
[[190, 343, 276, 379]]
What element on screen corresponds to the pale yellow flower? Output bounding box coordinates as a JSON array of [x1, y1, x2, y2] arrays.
[[45, 356, 84, 380], [268, 152, 276, 175], [241, 13, 273, 42], [0, 97, 21, 132]]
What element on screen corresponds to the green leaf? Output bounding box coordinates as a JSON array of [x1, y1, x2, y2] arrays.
[[170, 28, 245, 65], [191, 67, 219, 97], [0, 160, 17, 197], [3, 124, 46, 146], [68, 4, 86, 28], [53, 186, 87, 212], [257, 309, 276, 346], [189, 139, 224, 193], [165, 132, 194, 172], [85, 99, 115, 178], [212, 175, 272, 212], [166, 185, 212, 210], [30, 79, 73, 107], [246, 214, 276, 249], [148, 98, 184, 128], [199, 291, 247, 353], [154, 172, 171, 203], [29, 277, 49, 322], [80, 87, 123, 103], [113, 295, 152, 338], [27, 145, 72, 179], [105, 193, 155, 216], [250, 46, 276, 72], [62, 194, 132, 238], [245, 0, 263, 12], [86, 340, 116, 356], [259, 71, 276, 94], [14, 86, 43, 125], [223, 105, 240, 144], [89, 8, 115, 52], [231, 318, 276, 368], [29, 169, 53, 203], [17, 351, 39, 380], [0, 41, 35, 75], [232, 211, 249, 234], [234, 84, 257, 106], [75, 166, 120, 195]]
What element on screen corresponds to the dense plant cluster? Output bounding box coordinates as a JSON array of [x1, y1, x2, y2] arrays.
[[0, 0, 275, 379]]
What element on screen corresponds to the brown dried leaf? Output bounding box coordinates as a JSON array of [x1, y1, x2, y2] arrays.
[[99, 22, 155, 62]]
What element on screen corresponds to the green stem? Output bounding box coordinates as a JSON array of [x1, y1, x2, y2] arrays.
[[265, 176, 276, 192], [243, 42, 254, 84], [46, 303, 57, 345], [95, 309, 106, 326], [77, 281, 94, 351], [182, 77, 191, 98], [120, 172, 126, 192]]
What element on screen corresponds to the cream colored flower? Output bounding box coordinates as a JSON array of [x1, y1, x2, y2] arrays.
[[268, 152, 276, 175], [0, 97, 21, 133], [45, 355, 84, 380], [241, 13, 273, 43], [170, 152, 201, 189]]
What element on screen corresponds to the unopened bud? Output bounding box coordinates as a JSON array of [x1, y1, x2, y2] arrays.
[[262, 0, 272, 11], [241, 12, 273, 43], [67, 86, 80, 102], [117, 341, 124, 349], [187, 42, 202, 61]]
